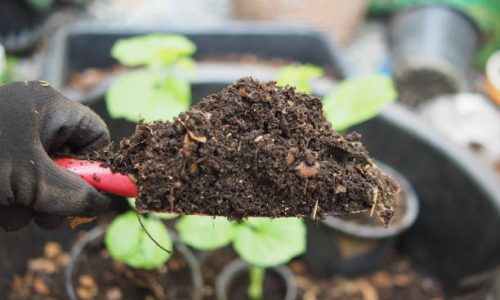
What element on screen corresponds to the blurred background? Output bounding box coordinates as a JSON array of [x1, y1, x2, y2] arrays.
[[1, 0, 500, 299]]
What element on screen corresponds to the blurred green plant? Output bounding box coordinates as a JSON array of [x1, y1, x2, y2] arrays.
[[275, 63, 397, 131], [105, 211, 172, 270], [176, 216, 305, 300], [276, 63, 323, 94], [323, 75, 398, 131], [106, 34, 196, 123]]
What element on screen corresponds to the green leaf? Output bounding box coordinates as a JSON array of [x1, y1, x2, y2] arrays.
[[153, 213, 179, 220], [176, 216, 238, 251], [105, 211, 172, 270], [323, 75, 397, 131], [127, 197, 137, 209], [233, 218, 306, 267], [111, 34, 196, 67], [106, 69, 191, 123], [173, 57, 197, 74], [276, 64, 323, 94]]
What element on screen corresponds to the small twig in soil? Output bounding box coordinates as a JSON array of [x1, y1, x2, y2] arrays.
[[135, 212, 172, 254], [311, 200, 319, 220], [370, 187, 379, 217]]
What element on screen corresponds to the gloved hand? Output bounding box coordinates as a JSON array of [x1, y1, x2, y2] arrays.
[[0, 81, 111, 231]]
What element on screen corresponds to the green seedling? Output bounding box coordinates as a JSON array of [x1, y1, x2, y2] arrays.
[[275, 63, 397, 131], [176, 216, 305, 300], [275, 63, 323, 94], [105, 211, 172, 270], [106, 34, 196, 123], [322, 74, 397, 131]]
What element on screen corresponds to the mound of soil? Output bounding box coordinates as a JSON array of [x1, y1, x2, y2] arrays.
[[97, 78, 398, 224]]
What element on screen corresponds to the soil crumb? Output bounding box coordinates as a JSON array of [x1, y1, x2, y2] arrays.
[[96, 78, 399, 224]]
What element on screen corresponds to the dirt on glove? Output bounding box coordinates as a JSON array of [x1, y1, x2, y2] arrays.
[[94, 78, 399, 225]]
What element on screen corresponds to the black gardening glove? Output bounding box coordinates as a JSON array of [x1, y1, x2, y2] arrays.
[[0, 81, 111, 231]]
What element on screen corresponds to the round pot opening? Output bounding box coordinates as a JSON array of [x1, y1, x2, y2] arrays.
[[305, 161, 419, 277], [323, 160, 419, 239], [215, 259, 297, 300], [387, 4, 481, 106], [65, 226, 204, 300]]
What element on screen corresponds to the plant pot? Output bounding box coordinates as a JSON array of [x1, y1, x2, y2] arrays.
[[304, 160, 419, 277], [65, 226, 204, 300], [215, 259, 297, 300], [387, 4, 481, 107], [232, 0, 368, 44]]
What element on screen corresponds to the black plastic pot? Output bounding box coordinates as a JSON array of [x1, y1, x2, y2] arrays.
[[215, 259, 297, 300], [65, 226, 204, 300], [304, 161, 419, 277], [388, 4, 481, 106]]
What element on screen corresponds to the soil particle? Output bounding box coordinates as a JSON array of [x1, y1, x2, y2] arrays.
[[96, 78, 399, 224]]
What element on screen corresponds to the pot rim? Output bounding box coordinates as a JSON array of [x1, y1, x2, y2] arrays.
[[387, 3, 482, 43], [64, 225, 204, 300], [321, 160, 419, 239], [215, 259, 297, 300]]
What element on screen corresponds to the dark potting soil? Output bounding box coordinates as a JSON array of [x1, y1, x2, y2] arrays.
[[8, 242, 69, 300], [71, 239, 195, 300], [92, 78, 398, 224], [8, 239, 196, 300], [339, 186, 407, 227], [196, 247, 445, 300], [200, 247, 238, 299], [292, 254, 445, 300], [395, 67, 458, 107], [200, 248, 287, 300]]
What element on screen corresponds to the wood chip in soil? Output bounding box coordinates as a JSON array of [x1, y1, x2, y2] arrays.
[[93, 78, 399, 224]]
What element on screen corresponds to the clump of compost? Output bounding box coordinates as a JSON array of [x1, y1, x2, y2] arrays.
[[106, 78, 398, 224]]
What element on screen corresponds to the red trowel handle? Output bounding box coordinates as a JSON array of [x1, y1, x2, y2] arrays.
[[54, 158, 138, 197]]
